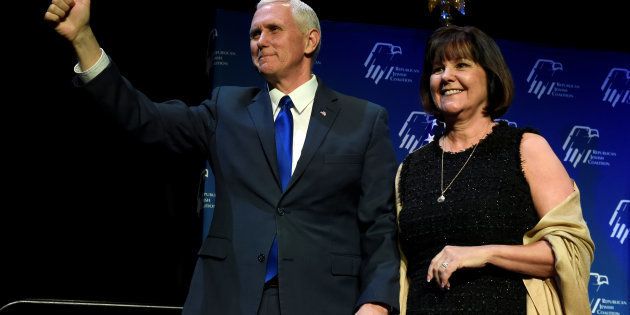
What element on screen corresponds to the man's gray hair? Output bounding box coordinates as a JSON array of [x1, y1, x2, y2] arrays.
[[257, 0, 321, 59]]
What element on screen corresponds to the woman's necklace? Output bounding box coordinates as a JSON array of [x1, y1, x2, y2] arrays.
[[437, 139, 478, 203], [437, 122, 493, 203]]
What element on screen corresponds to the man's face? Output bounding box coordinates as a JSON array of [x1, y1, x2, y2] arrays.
[[249, 3, 309, 82]]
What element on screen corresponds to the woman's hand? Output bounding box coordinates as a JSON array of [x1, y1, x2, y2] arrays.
[[427, 245, 491, 289]]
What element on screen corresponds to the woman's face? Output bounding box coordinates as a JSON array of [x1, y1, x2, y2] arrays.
[[430, 57, 488, 119]]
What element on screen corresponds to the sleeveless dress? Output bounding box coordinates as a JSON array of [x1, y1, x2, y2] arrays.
[[398, 122, 540, 314]]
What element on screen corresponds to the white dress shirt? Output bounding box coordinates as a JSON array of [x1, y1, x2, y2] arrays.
[[268, 76, 317, 174]]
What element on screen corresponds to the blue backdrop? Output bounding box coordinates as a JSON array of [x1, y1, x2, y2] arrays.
[[202, 9, 629, 313]]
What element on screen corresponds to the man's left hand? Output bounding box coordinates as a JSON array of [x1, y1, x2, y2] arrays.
[[355, 303, 389, 315]]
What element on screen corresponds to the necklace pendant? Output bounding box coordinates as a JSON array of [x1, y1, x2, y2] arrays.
[[437, 195, 445, 203]]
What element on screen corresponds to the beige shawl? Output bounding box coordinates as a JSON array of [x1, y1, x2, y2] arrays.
[[523, 183, 594, 314], [396, 164, 594, 315]]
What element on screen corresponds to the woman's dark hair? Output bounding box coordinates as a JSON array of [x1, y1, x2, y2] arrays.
[[419, 25, 514, 119]]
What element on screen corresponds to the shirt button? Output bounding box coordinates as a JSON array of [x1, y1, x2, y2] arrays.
[[257, 254, 265, 263], [277, 208, 285, 215]]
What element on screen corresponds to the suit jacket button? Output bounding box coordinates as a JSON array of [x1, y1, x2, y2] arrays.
[[277, 208, 285, 215], [257, 254, 265, 263]]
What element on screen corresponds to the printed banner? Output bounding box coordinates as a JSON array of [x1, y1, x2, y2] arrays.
[[204, 10, 629, 313]]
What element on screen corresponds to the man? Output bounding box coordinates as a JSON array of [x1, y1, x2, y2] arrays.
[[45, 0, 399, 314]]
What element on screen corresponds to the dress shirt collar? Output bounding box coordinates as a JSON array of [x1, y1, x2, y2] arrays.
[[269, 74, 318, 115]]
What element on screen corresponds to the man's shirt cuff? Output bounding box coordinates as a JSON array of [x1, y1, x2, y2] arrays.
[[73, 48, 110, 83]]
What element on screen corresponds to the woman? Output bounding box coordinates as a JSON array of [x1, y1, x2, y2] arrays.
[[396, 25, 594, 314]]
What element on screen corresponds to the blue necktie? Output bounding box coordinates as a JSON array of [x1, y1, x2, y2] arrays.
[[265, 95, 293, 282]]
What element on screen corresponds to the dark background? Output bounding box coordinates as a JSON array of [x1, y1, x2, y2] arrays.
[[6, 0, 627, 312]]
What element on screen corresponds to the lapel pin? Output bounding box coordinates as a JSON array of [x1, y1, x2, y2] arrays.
[[320, 111, 327, 117]]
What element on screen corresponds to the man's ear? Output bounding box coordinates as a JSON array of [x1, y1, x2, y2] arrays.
[[304, 28, 320, 55]]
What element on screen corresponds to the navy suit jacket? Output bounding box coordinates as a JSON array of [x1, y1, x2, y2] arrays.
[[82, 63, 400, 314]]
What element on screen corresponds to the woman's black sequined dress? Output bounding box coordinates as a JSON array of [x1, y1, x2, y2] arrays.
[[398, 122, 540, 314]]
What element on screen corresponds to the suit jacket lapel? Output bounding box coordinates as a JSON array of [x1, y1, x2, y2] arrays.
[[287, 82, 340, 190], [248, 89, 282, 188]]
